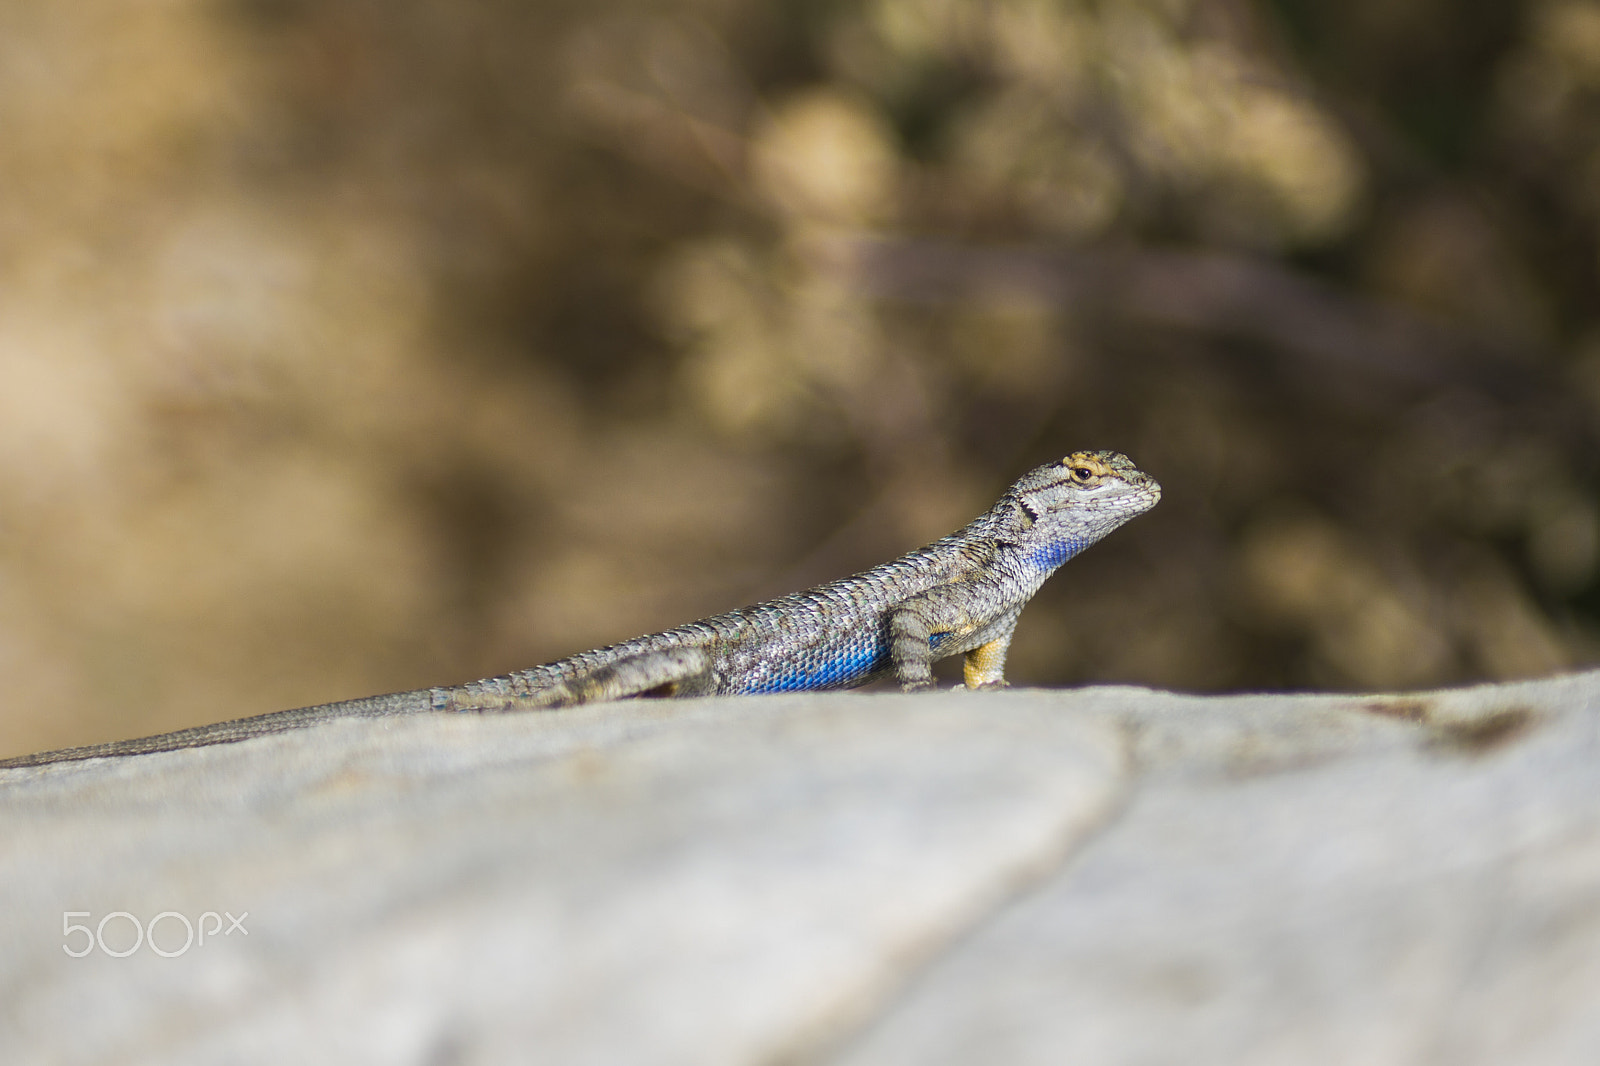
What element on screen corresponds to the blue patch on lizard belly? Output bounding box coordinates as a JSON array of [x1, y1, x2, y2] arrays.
[[747, 640, 886, 693]]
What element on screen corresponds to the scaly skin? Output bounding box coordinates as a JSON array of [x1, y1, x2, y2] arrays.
[[1, 451, 1159, 767]]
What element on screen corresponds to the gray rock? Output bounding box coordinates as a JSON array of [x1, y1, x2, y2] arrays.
[[2, 673, 1597, 1065]]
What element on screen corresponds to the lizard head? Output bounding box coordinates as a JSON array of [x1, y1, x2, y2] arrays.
[[1000, 450, 1161, 569]]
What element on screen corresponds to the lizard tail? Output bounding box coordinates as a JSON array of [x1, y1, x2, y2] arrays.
[[0, 690, 436, 768]]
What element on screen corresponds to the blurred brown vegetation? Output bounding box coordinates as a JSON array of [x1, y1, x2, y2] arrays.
[[2, 0, 1598, 756]]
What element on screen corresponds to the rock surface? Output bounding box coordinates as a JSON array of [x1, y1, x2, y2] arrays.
[[2, 673, 1598, 1065]]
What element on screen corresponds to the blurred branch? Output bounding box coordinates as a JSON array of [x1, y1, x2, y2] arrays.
[[825, 238, 1590, 444]]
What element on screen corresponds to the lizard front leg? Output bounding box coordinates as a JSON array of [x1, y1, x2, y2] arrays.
[[962, 624, 1016, 689], [891, 587, 1020, 692], [888, 604, 939, 691]]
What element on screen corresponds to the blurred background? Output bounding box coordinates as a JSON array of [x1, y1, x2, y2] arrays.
[[2, 0, 1598, 757]]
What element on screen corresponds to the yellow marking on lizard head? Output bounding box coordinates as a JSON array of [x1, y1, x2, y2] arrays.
[[1060, 452, 1115, 477]]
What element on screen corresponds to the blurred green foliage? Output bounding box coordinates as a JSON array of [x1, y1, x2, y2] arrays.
[[0, 0, 1596, 754]]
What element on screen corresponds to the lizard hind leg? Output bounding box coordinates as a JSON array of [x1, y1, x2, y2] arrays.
[[443, 646, 712, 713], [567, 646, 712, 705]]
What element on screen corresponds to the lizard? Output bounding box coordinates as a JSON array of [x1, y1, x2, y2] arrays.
[[0, 450, 1159, 768]]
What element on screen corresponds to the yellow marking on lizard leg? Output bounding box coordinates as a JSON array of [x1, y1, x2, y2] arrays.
[[963, 637, 1010, 689]]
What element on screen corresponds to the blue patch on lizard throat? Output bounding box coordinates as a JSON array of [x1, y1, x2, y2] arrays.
[[1029, 537, 1085, 571]]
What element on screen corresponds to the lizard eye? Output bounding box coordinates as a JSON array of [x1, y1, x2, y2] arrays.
[[1069, 466, 1096, 483]]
